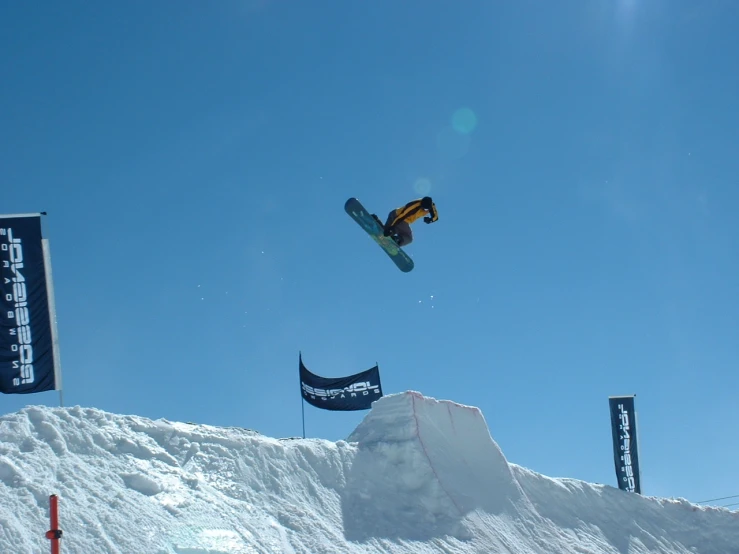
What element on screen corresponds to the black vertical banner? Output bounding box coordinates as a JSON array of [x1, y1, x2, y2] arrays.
[[609, 395, 642, 494], [0, 214, 59, 394]]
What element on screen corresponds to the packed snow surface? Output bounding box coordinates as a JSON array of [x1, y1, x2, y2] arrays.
[[0, 391, 735, 553]]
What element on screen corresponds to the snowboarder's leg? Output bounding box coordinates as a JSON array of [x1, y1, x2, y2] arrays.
[[394, 221, 413, 246], [383, 210, 399, 236]]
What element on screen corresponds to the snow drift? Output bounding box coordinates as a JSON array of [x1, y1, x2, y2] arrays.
[[0, 391, 736, 554]]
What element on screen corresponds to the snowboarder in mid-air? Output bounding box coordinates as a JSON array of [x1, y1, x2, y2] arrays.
[[372, 196, 438, 247]]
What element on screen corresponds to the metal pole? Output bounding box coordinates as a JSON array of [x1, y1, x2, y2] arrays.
[[45, 494, 62, 554], [42, 237, 63, 405], [299, 351, 305, 438]]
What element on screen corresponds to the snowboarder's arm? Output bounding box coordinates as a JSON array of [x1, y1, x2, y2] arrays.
[[424, 202, 438, 223]]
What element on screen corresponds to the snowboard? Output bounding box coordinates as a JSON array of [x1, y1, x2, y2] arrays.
[[344, 197, 414, 273]]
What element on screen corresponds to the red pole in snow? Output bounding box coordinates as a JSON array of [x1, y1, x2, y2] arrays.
[[45, 494, 62, 554]]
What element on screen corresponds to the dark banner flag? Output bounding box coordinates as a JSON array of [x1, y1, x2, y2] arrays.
[[299, 353, 382, 411], [0, 214, 61, 394], [609, 395, 642, 494]]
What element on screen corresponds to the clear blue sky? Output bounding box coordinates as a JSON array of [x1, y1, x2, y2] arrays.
[[2, 0, 738, 507]]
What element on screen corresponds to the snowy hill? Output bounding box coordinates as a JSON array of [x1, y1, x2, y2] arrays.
[[0, 391, 736, 554]]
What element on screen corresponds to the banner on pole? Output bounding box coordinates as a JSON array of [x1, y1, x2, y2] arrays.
[[0, 214, 62, 394], [299, 353, 382, 411], [609, 395, 642, 494]]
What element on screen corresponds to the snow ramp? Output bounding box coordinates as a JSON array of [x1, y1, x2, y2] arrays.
[[342, 391, 527, 542]]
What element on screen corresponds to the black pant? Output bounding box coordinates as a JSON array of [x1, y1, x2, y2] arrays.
[[384, 210, 413, 246]]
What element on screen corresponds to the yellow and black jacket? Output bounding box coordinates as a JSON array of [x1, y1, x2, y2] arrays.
[[387, 197, 438, 228]]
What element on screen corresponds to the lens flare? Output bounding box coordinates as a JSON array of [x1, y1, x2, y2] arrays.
[[452, 108, 478, 134], [413, 178, 432, 195]]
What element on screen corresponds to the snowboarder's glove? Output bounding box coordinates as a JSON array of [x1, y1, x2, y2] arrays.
[[423, 217, 433, 224]]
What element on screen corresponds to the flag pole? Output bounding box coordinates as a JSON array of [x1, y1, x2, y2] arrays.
[[301, 398, 306, 439], [299, 351, 306, 439], [39, 212, 63, 407]]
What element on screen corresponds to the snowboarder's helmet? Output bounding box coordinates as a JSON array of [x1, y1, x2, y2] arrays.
[[421, 196, 433, 210]]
